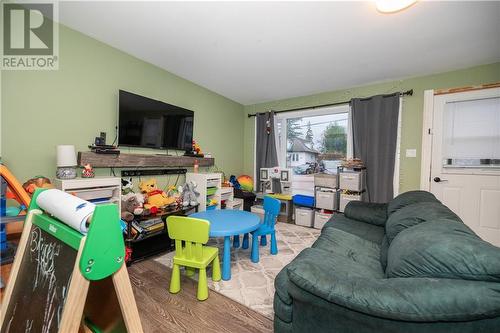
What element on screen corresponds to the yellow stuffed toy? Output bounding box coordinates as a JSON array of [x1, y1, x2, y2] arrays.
[[139, 178, 175, 210]]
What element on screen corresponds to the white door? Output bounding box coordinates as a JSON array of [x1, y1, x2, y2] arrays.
[[427, 88, 500, 246]]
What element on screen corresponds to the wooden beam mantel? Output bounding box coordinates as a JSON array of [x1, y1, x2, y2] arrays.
[[78, 152, 214, 168]]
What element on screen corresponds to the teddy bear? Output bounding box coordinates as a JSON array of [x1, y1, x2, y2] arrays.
[[178, 181, 200, 207], [139, 178, 176, 210], [121, 196, 150, 222]]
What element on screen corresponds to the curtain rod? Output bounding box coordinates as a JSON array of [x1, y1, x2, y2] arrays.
[[247, 89, 413, 118]]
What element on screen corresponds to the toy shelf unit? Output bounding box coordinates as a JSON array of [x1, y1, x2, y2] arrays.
[[186, 172, 222, 212], [55, 177, 122, 211], [338, 166, 366, 212], [220, 187, 243, 210], [126, 204, 199, 265]]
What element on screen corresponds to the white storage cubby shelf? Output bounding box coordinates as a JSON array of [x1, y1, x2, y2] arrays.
[[55, 177, 122, 211], [186, 173, 243, 212]]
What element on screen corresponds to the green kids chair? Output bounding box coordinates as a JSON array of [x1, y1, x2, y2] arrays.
[[166, 216, 221, 301]]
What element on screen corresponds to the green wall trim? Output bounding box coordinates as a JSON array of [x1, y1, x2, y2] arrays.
[[243, 62, 500, 192]]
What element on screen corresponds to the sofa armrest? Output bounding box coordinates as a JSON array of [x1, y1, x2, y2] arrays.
[[344, 201, 387, 226], [287, 251, 500, 322]]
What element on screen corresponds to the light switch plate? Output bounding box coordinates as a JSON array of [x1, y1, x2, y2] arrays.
[[406, 149, 417, 158]]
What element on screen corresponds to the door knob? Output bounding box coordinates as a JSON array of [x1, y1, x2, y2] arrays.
[[433, 177, 447, 183]]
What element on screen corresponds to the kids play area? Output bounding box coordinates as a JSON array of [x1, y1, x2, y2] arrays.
[[1, 1, 499, 333]]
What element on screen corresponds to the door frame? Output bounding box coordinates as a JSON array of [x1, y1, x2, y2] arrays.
[[420, 87, 500, 190], [420, 89, 435, 190]]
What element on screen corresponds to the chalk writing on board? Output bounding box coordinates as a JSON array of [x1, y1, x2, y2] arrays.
[[1, 225, 76, 333]]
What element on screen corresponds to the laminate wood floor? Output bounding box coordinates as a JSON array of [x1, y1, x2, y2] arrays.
[[128, 259, 274, 333]]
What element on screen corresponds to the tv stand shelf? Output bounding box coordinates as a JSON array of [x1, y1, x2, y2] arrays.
[[78, 151, 215, 168]]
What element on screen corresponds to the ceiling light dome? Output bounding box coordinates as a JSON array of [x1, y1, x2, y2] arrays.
[[376, 0, 418, 13]]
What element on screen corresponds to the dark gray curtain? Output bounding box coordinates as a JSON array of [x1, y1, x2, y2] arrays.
[[255, 111, 279, 186], [351, 94, 400, 203]]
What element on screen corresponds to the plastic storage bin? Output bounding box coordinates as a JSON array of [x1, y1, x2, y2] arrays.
[[293, 194, 315, 208], [295, 207, 314, 227], [339, 171, 365, 192], [314, 211, 332, 229], [314, 174, 337, 188], [315, 188, 338, 210], [339, 193, 363, 212]]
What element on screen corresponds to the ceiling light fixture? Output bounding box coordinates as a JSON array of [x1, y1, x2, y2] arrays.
[[376, 0, 418, 13]]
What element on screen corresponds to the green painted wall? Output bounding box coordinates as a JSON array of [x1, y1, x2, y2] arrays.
[[243, 62, 500, 193], [1, 24, 245, 186]]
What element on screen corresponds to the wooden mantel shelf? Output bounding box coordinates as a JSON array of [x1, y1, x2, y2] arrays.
[[78, 151, 214, 168]]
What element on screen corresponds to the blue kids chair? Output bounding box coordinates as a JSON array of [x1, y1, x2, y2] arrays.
[[250, 196, 281, 263]]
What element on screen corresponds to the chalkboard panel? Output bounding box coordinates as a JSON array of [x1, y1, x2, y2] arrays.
[[1, 225, 78, 333]]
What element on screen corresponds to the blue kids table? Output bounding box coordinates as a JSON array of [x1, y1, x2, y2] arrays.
[[190, 210, 261, 280]]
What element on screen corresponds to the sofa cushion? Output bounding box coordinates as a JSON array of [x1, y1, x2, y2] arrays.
[[313, 228, 384, 276], [387, 190, 439, 216], [344, 201, 388, 226], [387, 219, 500, 281], [323, 214, 385, 245], [385, 201, 461, 243], [380, 235, 389, 271]]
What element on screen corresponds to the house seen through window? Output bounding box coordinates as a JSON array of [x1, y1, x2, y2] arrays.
[[275, 105, 352, 195]]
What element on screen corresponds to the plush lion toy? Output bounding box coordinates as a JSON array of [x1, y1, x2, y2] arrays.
[[22, 176, 54, 196], [139, 178, 175, 210]]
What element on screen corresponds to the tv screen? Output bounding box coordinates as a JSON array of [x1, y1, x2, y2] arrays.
[[118, 90, 194, 150]]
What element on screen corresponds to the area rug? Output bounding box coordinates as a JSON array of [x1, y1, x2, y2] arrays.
[[155, 222, 320, 319]]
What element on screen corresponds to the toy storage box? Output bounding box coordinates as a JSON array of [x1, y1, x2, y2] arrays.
[[295, 207, 314, 227], [314, 211, 332, 229]]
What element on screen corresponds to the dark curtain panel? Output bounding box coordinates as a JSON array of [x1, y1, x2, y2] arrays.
[[255, 111, 279, 187], [351, 94, 400, 203]]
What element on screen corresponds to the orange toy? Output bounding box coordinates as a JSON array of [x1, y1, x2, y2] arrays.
[[1, 165, 30, 208]]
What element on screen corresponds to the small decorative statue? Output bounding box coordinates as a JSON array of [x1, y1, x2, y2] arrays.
[[81, 164, 95, 178], [178, 181, 199, 207]]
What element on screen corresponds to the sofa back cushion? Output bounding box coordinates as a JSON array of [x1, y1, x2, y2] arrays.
[[387, 190, 439, 216], [386, 219, 500, 282], [385, 201, 461, 244]]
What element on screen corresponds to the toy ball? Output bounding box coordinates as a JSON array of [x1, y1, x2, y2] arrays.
[[237, 175, 253, 192]]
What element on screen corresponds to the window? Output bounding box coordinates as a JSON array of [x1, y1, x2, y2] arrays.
[[275, 105, 352, 195]]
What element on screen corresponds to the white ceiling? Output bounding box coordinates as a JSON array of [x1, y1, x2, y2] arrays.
[[58, 1, 500, 105]]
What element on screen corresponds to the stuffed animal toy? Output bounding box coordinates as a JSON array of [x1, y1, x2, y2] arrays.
[[121, 177, 134, 195], [139, 178, 176, 210], [121, 196, 150, 222], [22, 176, 54, 196], [178, 181, 199, 207]]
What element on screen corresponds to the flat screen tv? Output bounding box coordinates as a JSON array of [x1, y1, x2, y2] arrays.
[[118, 90, 194, 150]]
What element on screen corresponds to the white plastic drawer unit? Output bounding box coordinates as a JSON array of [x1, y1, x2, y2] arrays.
[[339, 171, 365, 191], [315, 188, 338, 210], [295, 207, 314, 227], [314, 211, 332, 229]]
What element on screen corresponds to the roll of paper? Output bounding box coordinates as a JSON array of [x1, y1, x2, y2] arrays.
[[36, 189, 95, 234]]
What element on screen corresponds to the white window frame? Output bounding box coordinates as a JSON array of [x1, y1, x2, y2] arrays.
[[274, 104, 353, 169]]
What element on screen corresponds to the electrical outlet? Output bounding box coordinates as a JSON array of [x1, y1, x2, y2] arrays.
[[405, 149, 417, 158]]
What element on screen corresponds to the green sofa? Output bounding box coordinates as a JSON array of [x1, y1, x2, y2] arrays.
[[274, 191, 500, 333]]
